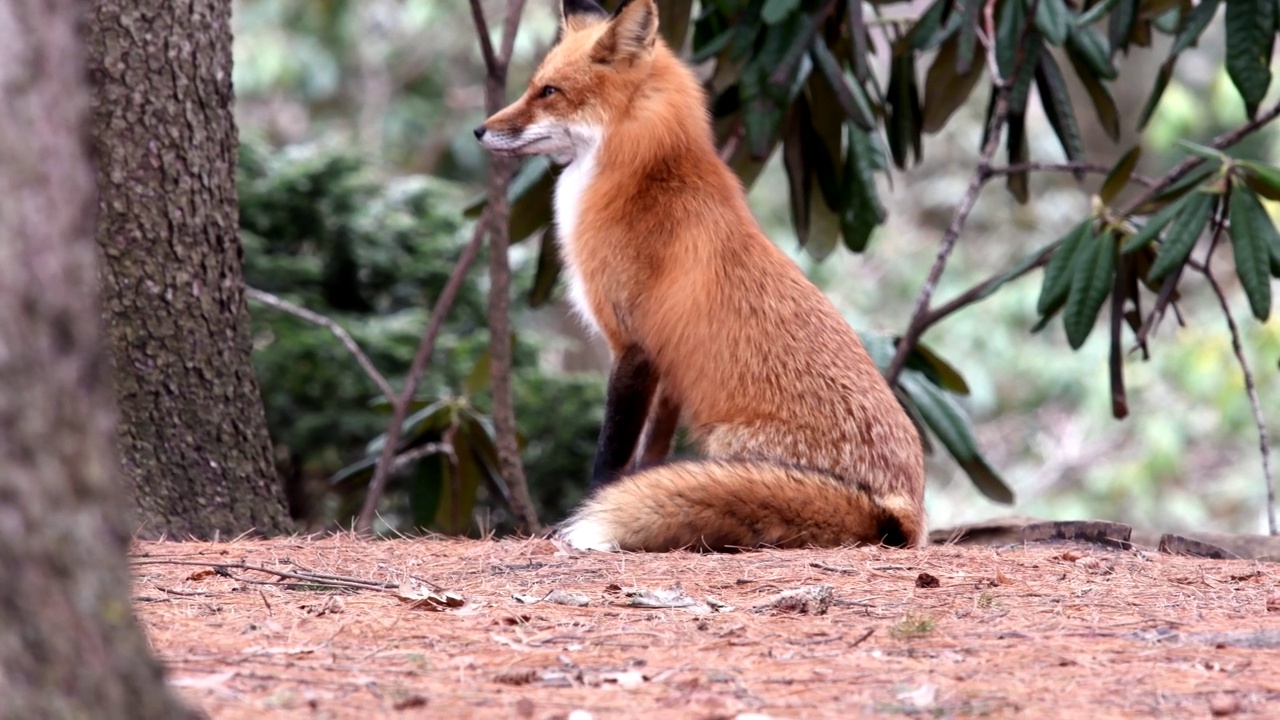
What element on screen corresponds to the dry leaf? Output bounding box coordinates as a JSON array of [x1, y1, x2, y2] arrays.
[[396, 582, 464, 611], [186, 569, 216, 581], [752, 585, 833, 615]]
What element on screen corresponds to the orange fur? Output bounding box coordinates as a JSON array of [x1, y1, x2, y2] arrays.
[[477, 0, 926, 552]]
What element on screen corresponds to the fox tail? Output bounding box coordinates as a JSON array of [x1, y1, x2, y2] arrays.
[[555, 458, 923, 552]]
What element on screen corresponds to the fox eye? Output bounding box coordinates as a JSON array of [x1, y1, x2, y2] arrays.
[[538, 85, 559, 99]]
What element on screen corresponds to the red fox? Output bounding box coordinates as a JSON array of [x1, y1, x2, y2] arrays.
[[475, 0, 926, 551]]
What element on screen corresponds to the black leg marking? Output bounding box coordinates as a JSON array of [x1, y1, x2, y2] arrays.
[[590, 344, 658, 490]]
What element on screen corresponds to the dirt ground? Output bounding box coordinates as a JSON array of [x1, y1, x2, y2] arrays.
[[130, 534, 1280, 719]]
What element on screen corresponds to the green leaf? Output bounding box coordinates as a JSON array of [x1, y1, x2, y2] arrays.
[[1136, 57, 1177, 131], [956, 0, 982, 74], [906, 340, 972, 396], [528, 225, 562, 308], [1137, 161, 1218, 212], [761, 0, 799, 24], [1108, 0, 1139, 57], [1120, 193, 1187, 253], [1035, 50, 1086, 170], [885, 47, 923, 170], [1035, 0, 1074, 45], [922, 32, 987, 134], [996, 0, 1026, 80], [464, 348, 492, 397], [1224, 0, 1275, 117], [463, 157, 551, 218], [1228, 182, 1275, 319], [728, 0, 766, 60], [1066, 25, 1119, 79], [1063, 229, 1117, 349], [809, 40, 876, 131], [1006, 112, 1031, 203], [1148, 190, 1215, 280], [438, 432, 485, 536], [742, 94, 784, 160], [1175, 138, 1225, 161], [1066, 42, 1121, 140], [407, 453, 447, 531], [1101, 145, 1143, 205], [1240, 160, 1280, 200], [1167, 0, 1221, 57], [1152, 2, 1183, 33], [1077, 0, 1123, 26], [898, 373, 1015, 505], [781, 99, 813, 248], [804, 68, 849, 212], [1038, 219, 1092, 314], [692, 26, 734, 63], [840, 124, 887, 253], [909, 0, 964, 51]]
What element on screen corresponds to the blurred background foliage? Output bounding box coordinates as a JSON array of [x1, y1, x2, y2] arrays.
[[232, 0, 1279, 537]]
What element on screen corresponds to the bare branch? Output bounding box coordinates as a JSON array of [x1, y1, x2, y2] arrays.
[[468, 0, 499, 78], [245, 288, 397, 403], [498, 0, 529, 66], [1119, 100, 1280, 216], [884, 0, 1032, 384], [895, 98, 1280, 379], [1194, 262, 1275, 535], [479, 0, 542, 536], [391, 441, 454, 475], [988, 161, 1155, 187], [355, 219, 488, 536]]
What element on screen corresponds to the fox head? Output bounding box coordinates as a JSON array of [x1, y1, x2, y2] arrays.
[[473, 0, 663, 165]]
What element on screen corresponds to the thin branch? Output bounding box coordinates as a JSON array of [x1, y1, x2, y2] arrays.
[[468, 0, 498, 77], [896, 98, 1280, 376], [355, 219, 488, 535], [128, 559, 399, 592], [988, 161, 1156, 187], [245, 288, 396, 403], [1189, 240, 1275, 535], [498, 0, 528, 66], [476, 0, 542, 536], [1118, 100, 1280, 217], [390, 441, 454, 475], [884, 0, 1014, 384]]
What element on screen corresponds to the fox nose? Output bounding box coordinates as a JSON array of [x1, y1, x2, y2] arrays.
[[473, 125, 487, 140]]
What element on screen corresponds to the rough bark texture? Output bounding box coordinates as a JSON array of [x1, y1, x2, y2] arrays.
[[0, 1, 200, 717], [85, 0, 292, 538]]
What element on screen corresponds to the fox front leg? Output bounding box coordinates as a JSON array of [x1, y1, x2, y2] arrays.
[[589, 344, 659, 491]]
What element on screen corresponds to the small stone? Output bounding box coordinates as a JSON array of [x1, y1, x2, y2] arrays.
[[1209, 693, 1241, 716]]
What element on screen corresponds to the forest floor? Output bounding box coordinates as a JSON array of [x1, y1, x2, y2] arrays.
[[130, 533, 1280, 719]]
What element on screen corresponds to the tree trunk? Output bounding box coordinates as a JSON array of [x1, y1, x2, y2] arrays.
[[0, 1, 199, 717], [85, 0, 292, 538]]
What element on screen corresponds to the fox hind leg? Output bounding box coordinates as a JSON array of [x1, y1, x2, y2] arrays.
[[633, 385, 680, 470], [590, 344, 658, 490]]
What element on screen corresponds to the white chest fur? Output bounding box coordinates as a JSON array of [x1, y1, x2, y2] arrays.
[[552, 128, 603, 337]]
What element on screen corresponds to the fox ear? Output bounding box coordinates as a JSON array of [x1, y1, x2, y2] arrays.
[[560, 0, 610, 33], [592, 0, 659, 65]]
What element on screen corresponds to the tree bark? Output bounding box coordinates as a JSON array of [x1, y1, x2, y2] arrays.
[[85, 0, 292, 538], [0, 1, 199, 717]]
